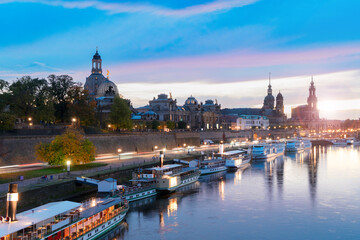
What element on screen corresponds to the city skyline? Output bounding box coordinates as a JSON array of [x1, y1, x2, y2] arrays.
[[1, 0, 360, 120]]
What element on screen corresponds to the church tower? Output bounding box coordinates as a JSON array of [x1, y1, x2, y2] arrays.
[[307, 76, 319, 120], [307, 77, 317, 109], [275, 91, 284, 114], [263, 73, 275, 110], [92, 47, 102, 74], [85, 48, 108, 99]]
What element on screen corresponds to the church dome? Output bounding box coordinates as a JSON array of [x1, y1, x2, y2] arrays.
[[276, 92, 283, 100], [185, 96, 198, 105], [96, 80, 118, 97], [264, 94, 274, 102]]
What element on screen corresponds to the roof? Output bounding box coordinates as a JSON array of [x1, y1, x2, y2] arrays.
[[0, 201, 81, 237], [81, 198, 122, 219], [221, 108, 263, 116], [146, 164, 182, 172], [239, 115, 268, 120], [220, 150, 246, 156], [101, 178, 116, 183]]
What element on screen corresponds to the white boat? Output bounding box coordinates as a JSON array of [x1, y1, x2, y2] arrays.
[[251, 142, 285, 160], [0, 197, 128, 240], [117, 185, 157, 202], [285, 138, 312, 152], [135, 164, 200, 192], [331, 139, 347, 146], [222, 150, 251, 169], [189, 158, 227, 175]]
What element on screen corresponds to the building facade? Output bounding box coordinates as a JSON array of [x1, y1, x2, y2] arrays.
[[235, 115, 269, 130], [135, 94, 222, 130]]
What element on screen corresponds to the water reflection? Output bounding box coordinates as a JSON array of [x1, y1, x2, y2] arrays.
[[116, 147, 360, 239]]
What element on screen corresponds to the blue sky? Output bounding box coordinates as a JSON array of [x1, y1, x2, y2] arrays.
[[1, 0, 360, 119]]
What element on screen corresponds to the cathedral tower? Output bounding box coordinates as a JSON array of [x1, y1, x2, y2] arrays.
[[263, 73, 275, 110], [276, 91, 284, 114], [307, 77, 317, 109]]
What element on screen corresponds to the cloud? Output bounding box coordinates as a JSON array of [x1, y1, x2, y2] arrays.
[[0, 0, 259, 16], [106, 43, 360, 83]]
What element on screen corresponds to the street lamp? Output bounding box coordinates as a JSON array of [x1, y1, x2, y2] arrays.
[[117, 148, 122, 160], [66, 160, 71, 174], [28, 117, 32, 122]]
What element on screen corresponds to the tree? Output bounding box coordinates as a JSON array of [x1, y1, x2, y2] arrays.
[[109, 95, 132, 130], [8, 76, 48, 119], [0, 113, 16, 130], [35, 129, 96, 165], [151, 120, 160, 130], [0, 79, 10, 112], [67, 85, 97, 126], [48, 75, 75, 122], [178, 120, 187, 129], [166, 120, 175, 130]]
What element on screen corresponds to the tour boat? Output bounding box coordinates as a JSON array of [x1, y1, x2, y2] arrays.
[[331, 139, 347, 146], [189, 157, 227, 175], [0, 197, 128, 240], [221, 150, 251, 169], [251, 142, 285, 160], [116, 185, 157, 202], [285, 138, 312, 152], [133, 164, 200, 193]]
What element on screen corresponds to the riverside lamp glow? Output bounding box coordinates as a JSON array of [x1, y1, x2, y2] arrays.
[[117, 148, 122, 160]]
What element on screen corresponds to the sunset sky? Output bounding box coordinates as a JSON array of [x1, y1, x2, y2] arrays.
[[1, 0, 360, 120]]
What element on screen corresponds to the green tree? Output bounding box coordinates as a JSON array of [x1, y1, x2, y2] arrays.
[[178, 120, 187, 129], [109, 95, 132, 130], [166, 120, 175, 130], [8, 76, 48, 119], [35, 129, 96, 165], [151, 120, 160, 130], [48, 74, 75, 122], [0, 113, 16, 130], [0, 79, 10, 112], [67, 85, 97, 126]]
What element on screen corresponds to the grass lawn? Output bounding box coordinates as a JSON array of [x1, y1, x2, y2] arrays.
[[0, 162, 107, 184]]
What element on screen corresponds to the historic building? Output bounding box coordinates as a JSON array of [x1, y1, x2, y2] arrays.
[[291, 78, 319, 122], [221, 75, 287, 126], [84, 49, 120, 122], [135, 94, 222, 130]]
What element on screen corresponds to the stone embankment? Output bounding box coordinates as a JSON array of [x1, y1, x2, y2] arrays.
[[0, 129, 298, 166]]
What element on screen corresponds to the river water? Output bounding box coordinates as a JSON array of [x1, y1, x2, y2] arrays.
[[103, 146, 360, 240]]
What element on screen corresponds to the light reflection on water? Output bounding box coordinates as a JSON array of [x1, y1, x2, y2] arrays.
[[110, 146, 360, 240]]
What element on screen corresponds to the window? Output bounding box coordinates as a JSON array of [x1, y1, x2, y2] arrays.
[[88, 233, 91, 237]]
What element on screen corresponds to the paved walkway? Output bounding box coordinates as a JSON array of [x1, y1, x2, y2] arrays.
[[0, 146, 229, 196]]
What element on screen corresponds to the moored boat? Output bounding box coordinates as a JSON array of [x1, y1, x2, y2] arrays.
[[0, 184, 129, 240], [222, 150, 251, 169], [251, 142, 284, 160]]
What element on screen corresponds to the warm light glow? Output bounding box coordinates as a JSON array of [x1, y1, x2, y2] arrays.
[[28, 117, 32, 121], [154, 145, 158, 150], [72, 117, 77, 122], [107, 124, 111, 128], [117, 148, 122, 153], [67, 160, 71, 166]]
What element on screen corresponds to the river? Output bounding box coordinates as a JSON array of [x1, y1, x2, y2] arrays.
[[100, 146, 360, 240]]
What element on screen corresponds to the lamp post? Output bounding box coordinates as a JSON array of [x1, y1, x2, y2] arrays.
[[117, 148, 122, 160], [66, 160, 71, 175]]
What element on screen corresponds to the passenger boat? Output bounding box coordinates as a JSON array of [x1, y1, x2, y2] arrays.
[[0, 195, 128, 240], [117, 184, 157, 202], [251, 142, 285, 160], [189, 157, 227, 175], [285, 138, 312, 152], [133, 164, 200, 193], [331, 139, 347, 146], [221, 150, 251, 169]]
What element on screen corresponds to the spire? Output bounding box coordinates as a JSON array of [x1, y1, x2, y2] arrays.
[[311, 75, 314, 85], [96, 46, 98, 53], [107, 70, 109, 79], [268, 72, 271, 86]]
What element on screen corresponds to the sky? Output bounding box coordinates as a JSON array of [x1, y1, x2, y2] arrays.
[[1, 0, 360, 120]]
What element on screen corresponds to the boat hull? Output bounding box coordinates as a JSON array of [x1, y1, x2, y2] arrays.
[[124, 188, 157, 202], [199, 166, 227, 175], [157, 174, 200, 192]]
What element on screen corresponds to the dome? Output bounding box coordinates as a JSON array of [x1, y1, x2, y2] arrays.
[[97, 80, 118, 97], [276, 91, 283, 100], [185, 96, 198, 105], [264, 94, 275, 102], [93, 50, 101, 60]]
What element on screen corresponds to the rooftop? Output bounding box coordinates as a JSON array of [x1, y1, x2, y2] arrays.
[[0, 201, 81, 237]]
